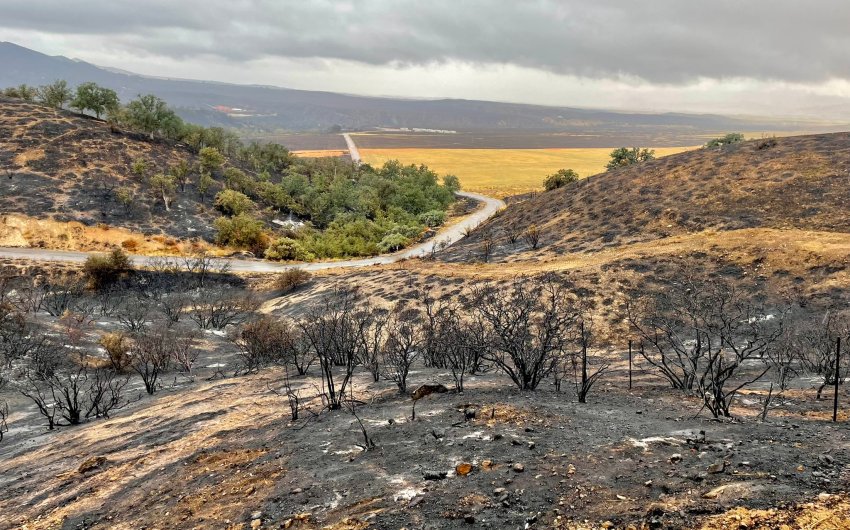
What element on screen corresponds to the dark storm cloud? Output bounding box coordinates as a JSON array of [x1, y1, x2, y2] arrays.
[[2, 0, 847, 83]]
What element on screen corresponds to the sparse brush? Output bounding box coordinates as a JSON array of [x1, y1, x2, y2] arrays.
[[275, 269, 312, 293]]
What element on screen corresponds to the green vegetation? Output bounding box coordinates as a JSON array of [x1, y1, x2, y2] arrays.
[[3, 79, 459, 261], [264, 237, 314, 261], [606, 147, 655, 170], [214, 190, 254, 216], [214, 213, 269, 256], [71, 82, 119, 119], [544, 168, 579, 191], [705, 133, 744, 148], [37, 80, 72, 109]]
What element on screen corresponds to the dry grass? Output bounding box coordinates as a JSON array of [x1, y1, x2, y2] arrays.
[[291, 149, 349, 158], [0, 214, 214, 256], [445, 132, 850, 262], [360, 147, 696, 197]]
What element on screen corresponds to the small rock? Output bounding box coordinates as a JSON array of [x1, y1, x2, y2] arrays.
[[464, 515, 475, 524], [290, 488, 303, 495], [251, 519, 261, 530], [408, 496, 425, 508], [456, 463, 474, 476], [601, 522, 614, 529], [512, 463, 525, 473], [669, 454, 682, 464], [494, 487, 506, 495], [251, 511, 263, 520], [481, 459, 493, 469], [78, 456, 107, 474], [644, 480, 653, 487], [528, 442, 536, 450], [707, 461, 725, 474], [424, 471, 448, 480], [567, 464, 576, 475], [818, 454, 835, 466]]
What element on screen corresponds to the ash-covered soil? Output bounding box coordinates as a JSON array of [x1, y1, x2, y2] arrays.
[[2, 359, 849, 530]]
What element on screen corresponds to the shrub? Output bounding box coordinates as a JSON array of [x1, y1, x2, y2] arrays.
[[99, 332, 130, 372], [418, 210, 447, 227], [214, 189, 254, 216], [378, 232, 410, 253], [214, 213, 269, 255], [705, 133, 744, 148], [275, 269, 312, 293], [544, 168, 579, 191], [121, 238, 140, 251], [264, 237, 314, 261], [83, 248, 132, 288], [606, 147, 655, 170]]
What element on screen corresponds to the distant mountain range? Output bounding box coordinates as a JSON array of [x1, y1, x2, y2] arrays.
[[1, 41, 845, 134]]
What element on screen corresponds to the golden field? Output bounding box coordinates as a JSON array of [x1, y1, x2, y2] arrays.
[[359, 147, 697, 197]]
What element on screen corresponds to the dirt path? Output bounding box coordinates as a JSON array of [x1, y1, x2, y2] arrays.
[[0, 191, 504, 272], [342, 133, 361, 163]]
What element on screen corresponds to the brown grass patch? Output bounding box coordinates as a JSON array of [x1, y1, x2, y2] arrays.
[[13, 147, 45, 166], [0, 214, 213, 256], [699, 494, 850, 530]]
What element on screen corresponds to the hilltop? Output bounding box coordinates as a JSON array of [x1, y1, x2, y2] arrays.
[[447, 133, 850, 259]]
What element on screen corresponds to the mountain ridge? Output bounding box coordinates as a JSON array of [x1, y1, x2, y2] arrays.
[[2, 41, 842, 133]]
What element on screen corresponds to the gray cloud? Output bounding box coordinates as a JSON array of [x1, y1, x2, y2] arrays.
[[1, 0, 848, 84]]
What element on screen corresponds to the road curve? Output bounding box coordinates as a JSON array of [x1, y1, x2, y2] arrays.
[[0, 191, 504, 273], [342, 133, 361, 163]]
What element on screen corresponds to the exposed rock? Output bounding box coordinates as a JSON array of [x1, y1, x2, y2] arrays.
[[707, 461, 726, 474], [512, 463, 525, 473], [78, 456, 107, 474]]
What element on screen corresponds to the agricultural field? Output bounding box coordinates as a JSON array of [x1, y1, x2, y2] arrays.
[[360, 147, 696, 197]]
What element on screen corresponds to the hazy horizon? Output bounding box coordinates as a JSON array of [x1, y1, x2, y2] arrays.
[[2, 1, 849, 120]]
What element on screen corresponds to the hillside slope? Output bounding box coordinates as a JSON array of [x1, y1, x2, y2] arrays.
[[445, 133, 850, 262], [0, 97, 224, 250]]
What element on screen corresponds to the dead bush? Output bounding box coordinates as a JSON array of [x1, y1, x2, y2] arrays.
[[99, 332, 130, 372], [275, 269, 312, 293]]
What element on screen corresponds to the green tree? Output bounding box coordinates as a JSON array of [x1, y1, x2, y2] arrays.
[[12, 84, 38, 102], [705, 133, 744, 149], [131, 158, 149, 180], [37, 80, 72, 109], [198, 171, 214, 201], [71, 82, 119, 119], [606, 147, 655, 170], [149, 173, 177, 211], [170, 160, 191, 192], [214, 189, 254, 216], [115, 187, 135, 214], [125, 94, 178, 139], [198, 147, 225, 175], [544, 168, 579, 191], [443, 174, 461, 192]]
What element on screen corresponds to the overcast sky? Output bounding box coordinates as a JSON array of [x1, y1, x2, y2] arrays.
[[2, 0, 849, 119]]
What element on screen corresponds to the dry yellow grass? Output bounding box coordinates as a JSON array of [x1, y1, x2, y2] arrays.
[[0, 214, 215, 256], [360, 147, 697, 197], [292, 149, 349, 158]]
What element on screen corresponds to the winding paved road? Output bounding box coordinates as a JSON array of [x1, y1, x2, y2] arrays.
[[0, 191, 504, 273]]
